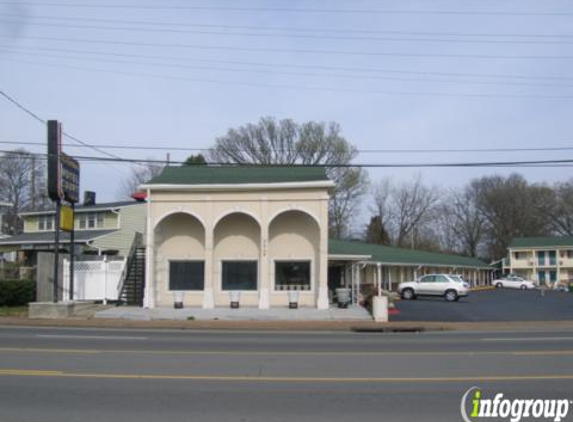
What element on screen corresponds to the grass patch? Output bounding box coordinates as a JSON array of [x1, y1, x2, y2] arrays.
[[0, 306, 28, 317]]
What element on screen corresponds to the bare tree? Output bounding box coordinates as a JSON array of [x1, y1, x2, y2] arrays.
[[366, 175, 439, 249], [208, 117, 368, 238], [118, 162, 164, 199], [390, 175, 440, 247], [441, 181, 486, 257], [371, 178, 392, 230], [545, 179, 573, 236], [475, 174, 552, 260], [0, 149, 45, 235]]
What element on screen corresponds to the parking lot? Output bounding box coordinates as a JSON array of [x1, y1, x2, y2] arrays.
[[391, 289, 573, 322]]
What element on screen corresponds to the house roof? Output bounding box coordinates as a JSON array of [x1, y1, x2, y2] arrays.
[[509, 236, 573, 249], [144, 165, 332, 186], [20, 201, 143, 216], [328, 239, 490, 268], [0, 230, 116, 245]]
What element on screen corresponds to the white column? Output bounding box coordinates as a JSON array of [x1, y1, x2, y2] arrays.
[[202, 229, 214, 309], [258, 200, 270, 309], [202, 198, 214, 309], [556, 248, 561, 286], [377, 263, 382, 296], [143, 189, 155, 308], [317, 199, 329, 309], [388, 268, 393, 291]]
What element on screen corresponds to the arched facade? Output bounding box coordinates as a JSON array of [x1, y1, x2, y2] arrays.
[[153, 212, 206, 307], [268, 210, 320, 308], [144, 183, 331, 309]]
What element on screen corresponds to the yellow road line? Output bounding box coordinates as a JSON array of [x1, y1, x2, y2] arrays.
[[0, 369, 572, 383], [0, 369, 63, 376], [0, 347, 100, 354], [0, 347, 573, 357]]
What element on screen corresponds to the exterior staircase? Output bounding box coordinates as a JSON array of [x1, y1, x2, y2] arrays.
[[118, 235, 146, 306]]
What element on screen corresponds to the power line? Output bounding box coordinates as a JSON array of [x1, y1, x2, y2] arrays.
[[2, 3, 573, 16], [3, 149, 573, 168], [2, 49, 570, 89], [3, 18, 573, 45], [0, 89, 133, 179], [0, 89, 121, 159], [5, 44, 570, 83], [7, 57, 573, 99], [6, 35, 573, 60], [2, 13, 571, 39], [3, 140, 573, 155]]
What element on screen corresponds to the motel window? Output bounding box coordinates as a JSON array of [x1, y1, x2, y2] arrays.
[[78, 212, 105, 230], [38, 215, 54, 231], [514, 252, 527, 260], [87, 213, 96, 229], [275, 261, 311, 291], [222, 261, 257, 291], [567, 250, 573, 259], [169, 261, 204, 291]]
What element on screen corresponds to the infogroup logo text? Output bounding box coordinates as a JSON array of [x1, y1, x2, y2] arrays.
[[461, 387, 571, 422]]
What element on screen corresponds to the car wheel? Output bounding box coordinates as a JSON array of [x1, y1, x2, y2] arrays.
[[520, 285, 527, 290], [401, 288, 415, 300], [496, 283, 503, 289], [445, 289, 458, 302]]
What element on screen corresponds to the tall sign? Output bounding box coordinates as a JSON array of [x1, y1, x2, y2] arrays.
[[47, 120, 80, 204], [47, 120, 80, 303]]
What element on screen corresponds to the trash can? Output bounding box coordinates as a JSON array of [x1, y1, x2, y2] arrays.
[[229, 291, 241, 308], [173, 291, 184, 309], [288, 290, 300, 309], [336, 288, 351, 308]]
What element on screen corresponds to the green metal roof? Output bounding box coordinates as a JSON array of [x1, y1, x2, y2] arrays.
[[145, 166, 331, 185], [329, 239, 490, 268], [0, 230, 116, 245], [509, 236, 573, 248]]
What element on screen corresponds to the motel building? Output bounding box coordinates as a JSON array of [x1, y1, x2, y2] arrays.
[[140, 166, 491, 310]]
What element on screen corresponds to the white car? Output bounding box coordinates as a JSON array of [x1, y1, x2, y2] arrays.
[[398, 274, 470, 302], [493, 275, 536, 290]]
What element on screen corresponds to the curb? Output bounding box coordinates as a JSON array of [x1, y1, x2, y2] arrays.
[[2, 317, 573, 333]]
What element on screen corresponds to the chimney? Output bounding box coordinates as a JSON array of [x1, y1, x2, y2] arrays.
[[84, 191, 96, 206]]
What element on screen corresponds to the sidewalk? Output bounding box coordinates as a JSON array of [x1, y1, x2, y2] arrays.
[[94, 305, 372, 322]]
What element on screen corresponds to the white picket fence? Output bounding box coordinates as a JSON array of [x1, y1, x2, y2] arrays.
[[62, 257, 126, 303]]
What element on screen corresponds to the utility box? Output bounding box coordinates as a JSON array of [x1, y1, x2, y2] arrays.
[[372, 296, 388, 322]]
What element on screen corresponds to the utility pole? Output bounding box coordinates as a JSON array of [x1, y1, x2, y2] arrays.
[[30, 154, 36, 210]]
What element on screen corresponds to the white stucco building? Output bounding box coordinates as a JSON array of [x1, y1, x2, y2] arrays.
[[141, 166, 334, 309]]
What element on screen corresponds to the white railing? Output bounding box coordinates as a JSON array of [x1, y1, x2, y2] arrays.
[[62, 257, 126, 303]]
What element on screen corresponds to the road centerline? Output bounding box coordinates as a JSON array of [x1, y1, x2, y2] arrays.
[[35, 334, 148, 340]]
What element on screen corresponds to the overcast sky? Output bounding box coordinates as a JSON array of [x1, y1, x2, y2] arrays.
[[1, 0, 572, 214]]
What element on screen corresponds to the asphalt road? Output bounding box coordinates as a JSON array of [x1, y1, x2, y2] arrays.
[[0, 326, 572, 422], [393, 289, 573, 322]]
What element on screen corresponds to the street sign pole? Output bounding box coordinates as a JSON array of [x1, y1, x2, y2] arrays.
[[69, 202, 75, 301], [52, 199, 61, 303]]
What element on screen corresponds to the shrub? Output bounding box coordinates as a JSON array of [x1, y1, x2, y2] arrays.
[[0, 279, 36, 306]]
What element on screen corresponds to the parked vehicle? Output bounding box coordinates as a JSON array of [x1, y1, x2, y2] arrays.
[[493, 275, 536, 290], [398, 274, 470, 302]]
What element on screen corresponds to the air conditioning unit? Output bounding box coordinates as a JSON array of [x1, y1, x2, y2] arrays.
[[528, 260, 534, 265], [560, 260, 564, 265]]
